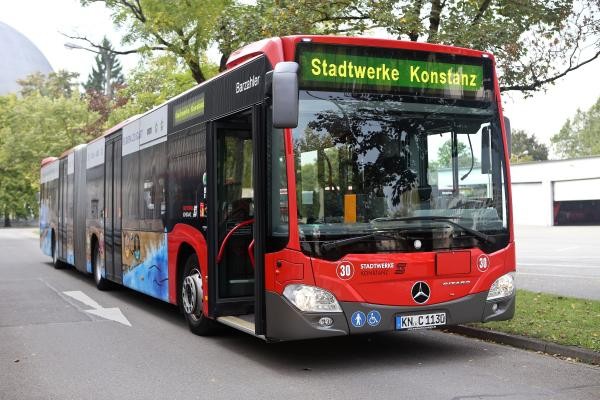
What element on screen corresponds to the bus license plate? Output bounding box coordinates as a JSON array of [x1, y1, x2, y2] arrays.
[[396, 312, 446, 330]]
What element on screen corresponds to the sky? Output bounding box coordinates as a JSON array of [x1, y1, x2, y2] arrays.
[[2, 0, 600, 155]]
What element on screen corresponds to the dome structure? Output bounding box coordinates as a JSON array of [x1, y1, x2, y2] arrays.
[[0, 21, 53, 95]]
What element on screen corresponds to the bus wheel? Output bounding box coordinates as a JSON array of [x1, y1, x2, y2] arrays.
[[92, 242, 110, 290], [52, 233, 62, 269], [180, 254, 217, 335]]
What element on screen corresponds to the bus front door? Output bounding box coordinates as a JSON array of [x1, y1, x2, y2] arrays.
[[208, 108, 266, 335]]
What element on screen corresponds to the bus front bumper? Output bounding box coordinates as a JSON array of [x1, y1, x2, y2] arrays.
[[265, 291, 515, 341]]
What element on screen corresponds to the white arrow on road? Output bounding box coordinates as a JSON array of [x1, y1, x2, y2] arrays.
[[63, 290, 131, 327]]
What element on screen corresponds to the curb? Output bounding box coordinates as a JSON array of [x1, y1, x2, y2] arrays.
[[444, 325, 600, 366]]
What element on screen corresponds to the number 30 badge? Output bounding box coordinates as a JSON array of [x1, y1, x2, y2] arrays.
[[336, 261, 355, 280]]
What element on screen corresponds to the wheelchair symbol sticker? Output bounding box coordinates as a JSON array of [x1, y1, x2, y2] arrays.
[[367, 310, 382, 327], [351, 311, 366, 328]]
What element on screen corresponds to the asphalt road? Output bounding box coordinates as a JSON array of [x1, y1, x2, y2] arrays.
[[515, 225, 600, 300], [1, 228, 599, 400]]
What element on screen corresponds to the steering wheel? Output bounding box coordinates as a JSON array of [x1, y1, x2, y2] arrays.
[[216, 218, 255, 268]]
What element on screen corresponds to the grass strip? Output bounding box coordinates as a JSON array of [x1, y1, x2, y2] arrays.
[[471, 289, 600, 352]]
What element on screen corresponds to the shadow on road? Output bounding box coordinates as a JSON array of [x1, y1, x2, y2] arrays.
[[51, 262, 494, 375]]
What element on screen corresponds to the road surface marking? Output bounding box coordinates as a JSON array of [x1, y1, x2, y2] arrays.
[[85, 308, 132, 327], [555, 246, 581, 252], [519, 263, 600, 270], [63, 290, 131, 327], [63, 290, 102, 309], [517, 272, 599, 279]]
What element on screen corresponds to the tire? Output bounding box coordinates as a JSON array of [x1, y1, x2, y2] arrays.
[[92, 241, 110, 290], [52, 233, 63, 269], [180, 253, 217, 335]]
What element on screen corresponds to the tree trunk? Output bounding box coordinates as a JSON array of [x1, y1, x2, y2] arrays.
[[428, 0, 442, 43], [219, 53, 229, 73], [4, 209, 11, 227], [407, 0, 424, 41], [188, 59, 206, 84]]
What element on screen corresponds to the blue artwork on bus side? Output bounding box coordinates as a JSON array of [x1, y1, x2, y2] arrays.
[[66, 251, 74, 265], [39, 204, 52, 256], [123, 232, 169, 302]]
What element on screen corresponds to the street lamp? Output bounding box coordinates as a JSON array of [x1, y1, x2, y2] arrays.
[[64, 42, 113, 98]]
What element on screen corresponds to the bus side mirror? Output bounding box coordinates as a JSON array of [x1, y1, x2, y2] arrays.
[[504, 116, 511, 157], [272, 62, 299, 129]]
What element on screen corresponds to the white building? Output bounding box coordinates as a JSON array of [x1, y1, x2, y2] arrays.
[[510, 156, 600, 226]]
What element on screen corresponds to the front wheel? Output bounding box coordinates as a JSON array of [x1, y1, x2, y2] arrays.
[[180, 254, 217, 335], [92, 242, 110, 290]]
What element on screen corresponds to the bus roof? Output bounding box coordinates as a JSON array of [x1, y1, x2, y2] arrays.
[[227, 35, 495, 71], [59, 143, 86, 159], [40, 156, 58, 167]]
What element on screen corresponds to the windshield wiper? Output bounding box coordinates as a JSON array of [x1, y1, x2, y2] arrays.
[[321, 232, 398, 252], [371, 216, 495, 244]]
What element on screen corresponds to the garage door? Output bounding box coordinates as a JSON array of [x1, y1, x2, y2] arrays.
[[554, 179, 600, 201], [511, 182, 546, 225]]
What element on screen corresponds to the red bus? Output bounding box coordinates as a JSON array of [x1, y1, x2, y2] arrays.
[[40, 35, 515, 341]]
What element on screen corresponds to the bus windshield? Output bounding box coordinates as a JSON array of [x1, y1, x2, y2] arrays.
[[292, 90, 509, 258]]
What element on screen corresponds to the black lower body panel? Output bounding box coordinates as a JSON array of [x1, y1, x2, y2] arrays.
[[265, 291, 515, 341]]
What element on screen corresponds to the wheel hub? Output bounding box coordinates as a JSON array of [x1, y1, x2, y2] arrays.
[[182, 270, 203, 316]]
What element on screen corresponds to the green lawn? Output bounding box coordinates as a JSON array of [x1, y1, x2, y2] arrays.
[[471, 290, 600, 352]]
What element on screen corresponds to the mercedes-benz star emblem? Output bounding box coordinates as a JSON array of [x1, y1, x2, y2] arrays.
[[411, 281, 431, 304]]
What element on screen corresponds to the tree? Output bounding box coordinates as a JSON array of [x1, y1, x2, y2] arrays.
[[216, 1, 361, 70], [106, 54, 206, 126], [510, 130, 549, 163], [18, 70, 79, 98], [551, 97, 600, 158], [219, 0, 600, 93], [83, 37, 125, 98], [0, 73, 100, 225], [71, 0, 228, 83], [437, 140, 472, 168], [70, 1, 600, 92]]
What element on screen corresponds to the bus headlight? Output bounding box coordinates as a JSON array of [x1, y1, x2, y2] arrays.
[[487, 273, 515, 301], [283, 284, 343, 313]]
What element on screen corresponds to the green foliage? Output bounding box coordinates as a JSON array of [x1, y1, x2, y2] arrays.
[[551, 97, 600, 159], [83, 37, 125, 97], [0, 73, 100, 222], [472, 289, 600, 352], [437, 139, 471, 168], [217, 0, 364, 66], [81, 0, 228, 82], [218, 0, 600, 93], [509, 129, 549, 163], [77, 1, 599, 92], [18, 70, 80, 98], [107, 54, 202, 126]]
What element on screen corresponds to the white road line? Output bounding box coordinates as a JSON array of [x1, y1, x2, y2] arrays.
[[518, 255, 600, 259], [517, 272, 600, 279], [63, 290, 102, 309], [518, 263, 600, 269], [554, 246, 581, 252], [86, 308, 132, 327], [62, 290, 131, 327]]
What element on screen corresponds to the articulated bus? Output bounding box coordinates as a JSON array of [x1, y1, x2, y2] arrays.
[[40, 35, 515, 341]]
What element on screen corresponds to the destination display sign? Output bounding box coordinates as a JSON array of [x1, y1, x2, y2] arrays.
[[173, 93, 204, 126], [297, 43, 488, 100]]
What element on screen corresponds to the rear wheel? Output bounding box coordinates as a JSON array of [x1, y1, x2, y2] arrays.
[[92, 241, 110, 290], [180, 253, 217, 335]]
